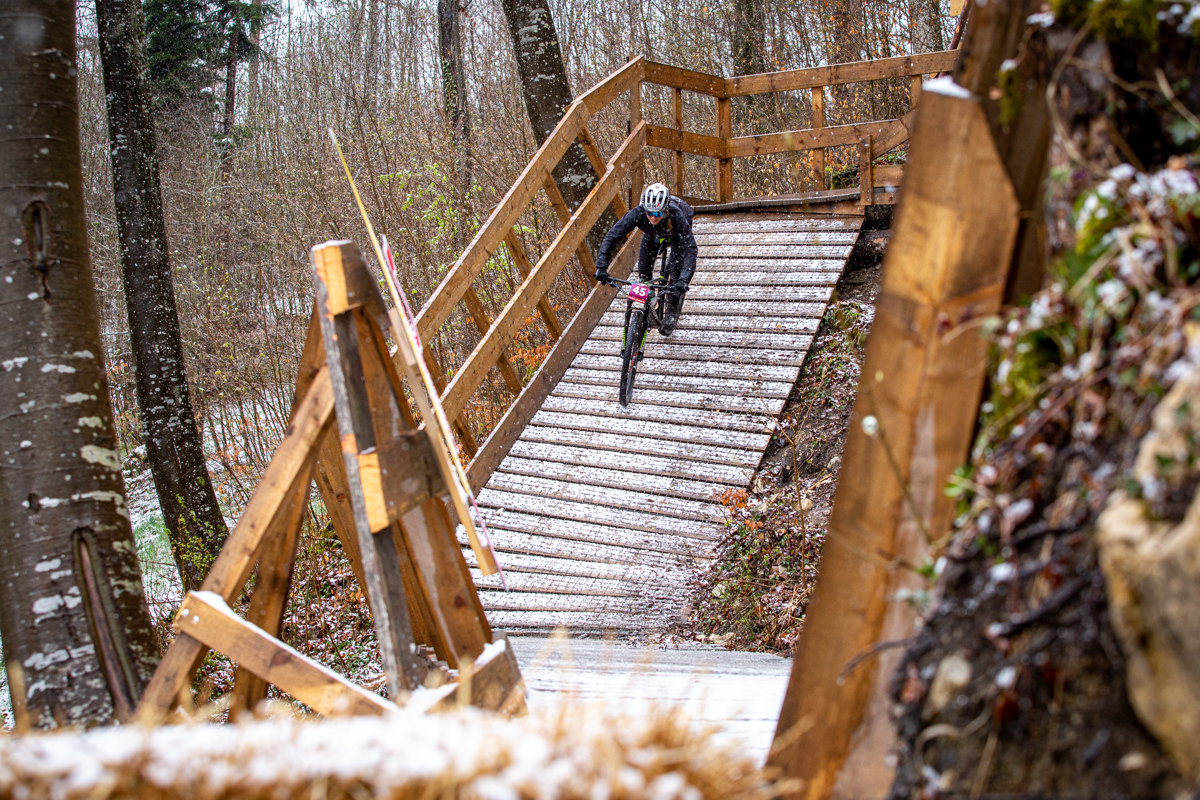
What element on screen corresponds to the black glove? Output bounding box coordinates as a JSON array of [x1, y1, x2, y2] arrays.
[[673, 278, 689, 294], [594, 266, 610, 285]]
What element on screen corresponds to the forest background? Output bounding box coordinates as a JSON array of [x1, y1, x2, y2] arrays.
[[1, 0, 954, 726], [80, 0, 950, 588]]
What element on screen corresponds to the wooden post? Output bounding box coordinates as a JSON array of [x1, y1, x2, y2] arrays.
[[768, 85, 1021, 799], [812, 88, 826, 191], [910, 74, 923, 108], [858, 134, 873, 210], [673, 88, 684, 195], [630, 79, 644, 207], [313, 243, 431, 697], [716, 96, 732, 202]]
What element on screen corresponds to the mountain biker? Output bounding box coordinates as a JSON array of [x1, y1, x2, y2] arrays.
[[593, 182, 697, 335]]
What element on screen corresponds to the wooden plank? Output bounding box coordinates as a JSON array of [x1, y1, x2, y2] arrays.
[[395, 497, 491, 670], [552, 381, 787, 417], [695, 256, 848, 270], [178, 591, 393, 717], [577, 338, 814, 367], [874, 164, 903, 187], [643, 60, 727, 96], [691, 268, 843, 284], [577, 126, 629, 218], [670, 299, 829, 317], [521, 423, 764, 468], [499, 453, 741, 501], [569, 351, 799, 382], [228, 460, 311, 718], [489, 472, 727, 523], [646, 124, 727, 160], [561, 365, 794, 399], [462, 510, 717, 559], [589, 323, 816, 350], [465, 234, 641, 493], [463, 531, 691, 572], [577, 57, 644, 114], [480, 610, 660, 631], [859, 136, 874, 210], [462, 550, 689, 584], [317, 290, 425, 696], [538, 395, 773, 435], [813, 89, 826, 190], [598, 309, 821, 335], [672, 88, 684, 194], [727, 119, 904, 157], [692, 231, 860, 246], [442, 124, 647, 420], [630, 69, 644, 206], [694, 217, 860, 232], [717, 97, 733, 202], [462, 287, 523, 395], [416, 102, 588, 338], [476, 487, 726, 541], [769, 86, 1021, 799], [467, 568, 640, 598], [471, 590, 642, 613], [727, 50, 960, 96], [509, 437, 753, 486], [543, 177, 600, 279], [418, 637, 526, 716], [625, 284, 833, 302], [504, 232, 564, 340]]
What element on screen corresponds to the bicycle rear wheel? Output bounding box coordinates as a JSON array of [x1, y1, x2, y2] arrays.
[[619, 307, 645, 406]]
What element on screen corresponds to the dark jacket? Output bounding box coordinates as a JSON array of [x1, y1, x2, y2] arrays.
[[596, 196, 698, 283]]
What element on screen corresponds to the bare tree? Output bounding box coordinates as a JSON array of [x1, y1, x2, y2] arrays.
[[499, 0, 614, 240], [439, 0, 473, 200], [0, 0, 160, 729], [96, 0, 229, 591]]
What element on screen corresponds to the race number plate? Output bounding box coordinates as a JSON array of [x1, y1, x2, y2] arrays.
[[629, 283, 650, 306]]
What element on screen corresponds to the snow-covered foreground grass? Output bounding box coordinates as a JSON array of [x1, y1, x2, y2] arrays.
[[0, 702, 774, 799]]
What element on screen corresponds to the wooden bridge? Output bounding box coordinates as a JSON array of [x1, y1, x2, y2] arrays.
[[407, 50, 960, 635]]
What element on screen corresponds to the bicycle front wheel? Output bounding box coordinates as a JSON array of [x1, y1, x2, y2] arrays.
[[619, 307, 645, 406]]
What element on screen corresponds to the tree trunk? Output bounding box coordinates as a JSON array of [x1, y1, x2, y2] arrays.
[[95, 0, 230, 592], [439, 0, 473, 200], [909, 0, 944, 53], [732, 0, 767, 76], [0, 0, 160, 729], [223, 42, 237, 140], [499, 0, 615, 249]]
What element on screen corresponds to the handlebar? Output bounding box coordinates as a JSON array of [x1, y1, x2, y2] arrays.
[[602, 277, 680, 296]]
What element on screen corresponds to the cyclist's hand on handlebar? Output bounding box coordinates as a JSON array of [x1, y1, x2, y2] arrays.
[[673, 278, 690, 294], [594, 266, 610, 285]]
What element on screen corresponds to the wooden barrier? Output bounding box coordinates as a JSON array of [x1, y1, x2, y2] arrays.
[[411, 49, 960, 489]]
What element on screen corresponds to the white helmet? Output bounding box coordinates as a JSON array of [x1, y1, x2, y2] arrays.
[[640, 183, 670, 214]]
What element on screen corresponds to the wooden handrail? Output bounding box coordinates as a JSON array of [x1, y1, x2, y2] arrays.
[[725, 50, 959, 96], [412, 48, 961, 477], [440, 123, 647, 420]]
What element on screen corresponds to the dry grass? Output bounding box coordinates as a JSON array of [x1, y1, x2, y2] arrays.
[[0, 701, 777, 799]]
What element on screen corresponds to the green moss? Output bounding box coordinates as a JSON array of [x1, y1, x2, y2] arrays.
[[1052, 0, 1159, 49]]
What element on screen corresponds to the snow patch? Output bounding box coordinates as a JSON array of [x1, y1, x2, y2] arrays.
[[923, 76, 974, 100], [63, 392, 94, 403], [2, 356, 29, 371], [80, 445, 119, 469]]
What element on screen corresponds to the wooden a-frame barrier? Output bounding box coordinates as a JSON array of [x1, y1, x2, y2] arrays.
[[135, 241, 524, 724]]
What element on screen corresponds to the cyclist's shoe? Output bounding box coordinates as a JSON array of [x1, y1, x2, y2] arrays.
[[637, 348, 645, 362], [659, 312, 678, 336]]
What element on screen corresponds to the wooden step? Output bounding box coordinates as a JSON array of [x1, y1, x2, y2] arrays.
[[508, 439, 754, 485], [521, 423, 764, 469], [560, 365, 794, 399]]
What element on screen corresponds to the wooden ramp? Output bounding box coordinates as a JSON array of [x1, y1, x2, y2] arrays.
[[462, 211, 863, 634]]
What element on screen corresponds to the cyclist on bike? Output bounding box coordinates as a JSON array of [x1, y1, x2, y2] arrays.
[[593, 182, 697, 335]]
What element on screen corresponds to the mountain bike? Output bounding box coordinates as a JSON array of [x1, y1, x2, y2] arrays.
[[603, 276, 679, 406]]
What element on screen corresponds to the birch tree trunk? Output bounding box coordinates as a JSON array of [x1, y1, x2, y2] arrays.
[[0, 0, 159, 729], [96, 0, 230, 592]]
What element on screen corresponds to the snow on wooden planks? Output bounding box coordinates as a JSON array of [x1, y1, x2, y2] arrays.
[[464, 212, 862, 634]]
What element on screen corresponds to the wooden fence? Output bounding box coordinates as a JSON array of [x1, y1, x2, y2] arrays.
[[412, 50, 959, 491]]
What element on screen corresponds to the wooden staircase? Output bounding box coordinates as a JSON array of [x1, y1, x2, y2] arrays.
[[462, 212, 863, 633]]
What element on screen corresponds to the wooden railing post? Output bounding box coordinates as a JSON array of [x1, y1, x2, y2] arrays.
[[672, 87, 684, 195], [859, 133, 874, 209], [630, 78, 644, 206], [812, 87, 826, 191], [716, 96, 732, 202], [910, 74, 923, 107]]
